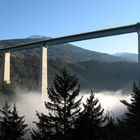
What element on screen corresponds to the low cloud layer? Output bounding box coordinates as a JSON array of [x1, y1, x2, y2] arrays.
[[0, 89, 131, 139], [80, 90, 131, 116]]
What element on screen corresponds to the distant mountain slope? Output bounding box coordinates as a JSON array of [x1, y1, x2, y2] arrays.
[[6, 54, 138, 92], [47, 44, 132, 63], [0, 37, 137, 92], [67, 60, 138, 91], [113, 52, 138, 62], [0, 37, 131, 63]]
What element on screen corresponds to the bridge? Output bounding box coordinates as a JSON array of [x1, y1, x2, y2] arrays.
[[0, 22, 140, 95]]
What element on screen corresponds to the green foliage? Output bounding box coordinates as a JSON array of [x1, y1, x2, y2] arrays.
[[121, 83, 140, 128], [75, 91, 106, 140], [120, 83, 140, 139], [32, 68, 82, 140], [11, 53, 39, 90], [0, 102, 29, 140]]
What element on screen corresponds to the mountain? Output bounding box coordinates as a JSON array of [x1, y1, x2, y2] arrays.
[[7, 55, 138, 92], [28, 35, 47, 39], [67, 60, 138, 91], [47, 44, 132, 63], [0, 37, 131, 63], [0, 37, 138, 92], [113, 52, 138, 62]]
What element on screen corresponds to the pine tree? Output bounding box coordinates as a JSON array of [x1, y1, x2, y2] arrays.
[[0, 101, 11, 140], [0, 102, 29, 140], [120, 83, 140, 139], [32, 68, 82, 140], [75, 91, 106, 140]]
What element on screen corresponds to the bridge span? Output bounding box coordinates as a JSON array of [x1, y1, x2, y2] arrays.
[[1, 22, 140, 95]]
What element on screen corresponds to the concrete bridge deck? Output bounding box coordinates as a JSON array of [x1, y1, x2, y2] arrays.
[[0, 23, 140, 52]]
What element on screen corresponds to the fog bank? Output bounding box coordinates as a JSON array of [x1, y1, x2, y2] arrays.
[[80, 90, 131, 116], [0, 89, 131, 139]]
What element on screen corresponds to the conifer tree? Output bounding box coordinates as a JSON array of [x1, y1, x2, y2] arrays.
[[0, 102, 29, 140], [32, 68, 82, 140], [0, 101, 11, 140], [75, 91, 106, 140], [120, 83, 140, 139]]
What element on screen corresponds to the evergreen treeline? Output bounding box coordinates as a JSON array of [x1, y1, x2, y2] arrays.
[[0, 68, 140, 140], [0, 102, 29, 140]]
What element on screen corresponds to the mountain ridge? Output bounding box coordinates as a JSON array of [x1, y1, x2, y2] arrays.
[[113, 52, 138, 62], [0, 37, 133, 63], [0, 36, 138, 91]]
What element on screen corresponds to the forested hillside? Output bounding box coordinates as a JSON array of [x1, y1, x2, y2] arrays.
[[0, 52, 138, 92], [0, 37, 138, 91]]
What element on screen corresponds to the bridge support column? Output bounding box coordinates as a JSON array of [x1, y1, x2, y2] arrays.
[[3, 52, 10, 84], [40, 46, 48, 96], [138, 30, 140, 88]]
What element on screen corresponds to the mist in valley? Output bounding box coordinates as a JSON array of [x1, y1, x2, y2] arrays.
[[0, 88, 131, 129], [81, 90, 130, 117]]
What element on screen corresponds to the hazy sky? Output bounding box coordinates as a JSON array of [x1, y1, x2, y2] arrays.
[[0, 0, 140, 54]]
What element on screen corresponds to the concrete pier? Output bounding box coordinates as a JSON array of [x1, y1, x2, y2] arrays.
[[3, 52, 10, 84], [138, 30, 140, 88], [40, 46, 48, 96]]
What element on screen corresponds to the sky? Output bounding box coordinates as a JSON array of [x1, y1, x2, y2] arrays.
[[0, 0, 140, 54]]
